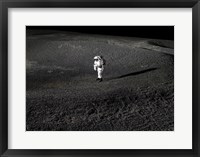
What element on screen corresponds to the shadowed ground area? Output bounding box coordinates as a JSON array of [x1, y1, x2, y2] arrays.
[[26, 29, 174, 131], [109, 68, 158, 80]]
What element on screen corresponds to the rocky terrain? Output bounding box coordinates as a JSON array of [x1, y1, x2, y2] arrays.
[[26, 29, 174, 131]]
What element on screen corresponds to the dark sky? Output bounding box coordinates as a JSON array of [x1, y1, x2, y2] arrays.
[[27, 26, 174, 40]]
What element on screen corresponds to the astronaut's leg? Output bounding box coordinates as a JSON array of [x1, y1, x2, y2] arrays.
[[97, 68, 103, 82], [97, 69, 102, 78]]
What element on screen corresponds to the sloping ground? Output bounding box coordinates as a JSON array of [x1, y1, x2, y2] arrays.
[[26, 30, 174, 131]]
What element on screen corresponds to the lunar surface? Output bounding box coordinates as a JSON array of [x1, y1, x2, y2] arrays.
[[26, 29, 174, 131]]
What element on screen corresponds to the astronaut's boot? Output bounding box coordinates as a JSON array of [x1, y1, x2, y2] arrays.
[[99, 78, 103, 82]]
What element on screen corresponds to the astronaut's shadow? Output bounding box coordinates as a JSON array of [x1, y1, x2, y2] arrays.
[[107, 67, 158, 81]]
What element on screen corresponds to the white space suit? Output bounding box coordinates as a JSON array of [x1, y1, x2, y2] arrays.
[[93, 56, 105, 82]]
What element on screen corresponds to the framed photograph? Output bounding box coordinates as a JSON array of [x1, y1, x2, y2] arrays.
[[0, 0, 199, 157]]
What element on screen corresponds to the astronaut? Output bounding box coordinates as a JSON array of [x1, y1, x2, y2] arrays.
[[93, 56, 105, 82]]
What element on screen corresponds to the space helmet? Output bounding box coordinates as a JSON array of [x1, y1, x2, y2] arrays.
[[94, 56, 101, 60]]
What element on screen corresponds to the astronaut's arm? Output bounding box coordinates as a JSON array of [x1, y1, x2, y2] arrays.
[[94, 64, 97, 71]]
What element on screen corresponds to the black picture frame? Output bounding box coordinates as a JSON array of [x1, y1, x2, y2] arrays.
[[0, 0, 199, 156]]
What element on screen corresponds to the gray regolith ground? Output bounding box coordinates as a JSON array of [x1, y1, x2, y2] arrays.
[[26, 30, 174, 131]]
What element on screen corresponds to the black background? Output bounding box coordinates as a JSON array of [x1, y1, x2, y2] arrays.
[[27, 26, 174, 40]]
